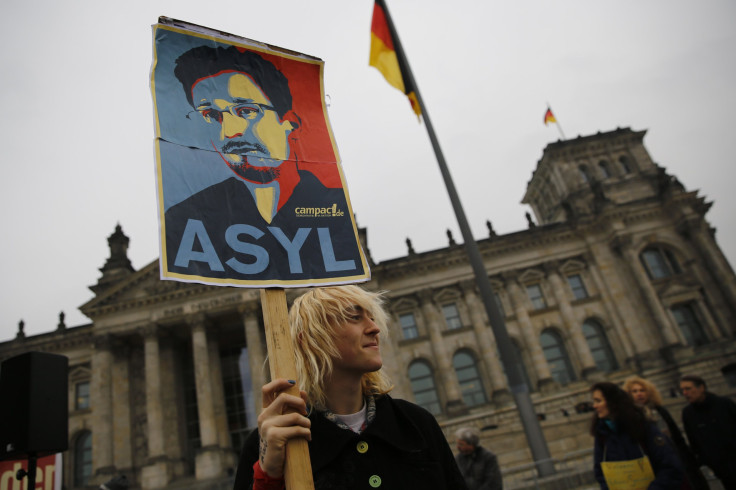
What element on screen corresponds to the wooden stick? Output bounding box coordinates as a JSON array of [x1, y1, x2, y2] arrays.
[[260, 288, 315, 490]]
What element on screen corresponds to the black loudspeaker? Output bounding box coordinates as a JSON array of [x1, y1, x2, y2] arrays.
[[0, 352, 69, 461]]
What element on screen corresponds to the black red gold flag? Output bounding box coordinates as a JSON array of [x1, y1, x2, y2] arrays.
[[369, 0, 421, 116], [544, 108, 556, 125]]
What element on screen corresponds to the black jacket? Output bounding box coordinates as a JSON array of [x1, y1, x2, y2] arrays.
[[682, 392, 736, 479], [593, 419, 683, 489], [233, 395, 468, 490], [653, 405, 708, 490], [455, 446, 502, 490]]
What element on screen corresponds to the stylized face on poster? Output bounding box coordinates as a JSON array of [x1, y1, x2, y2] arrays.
[[151, 22, 369, 287]]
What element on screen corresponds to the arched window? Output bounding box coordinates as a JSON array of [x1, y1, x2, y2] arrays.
[[640, 247, 681, 279], [582, 320, 618, 372], [671, 303, 707, 346], [619, 156, 632, 174], [540, 330, 577, 385], [408, 361, 441, 415], [453, 351, 487, 407], [74, 430, 92, 487], [598, 160, 611, 179], [579, 165, 591, 183]]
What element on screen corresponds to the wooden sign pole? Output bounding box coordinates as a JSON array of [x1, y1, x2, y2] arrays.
[[260, 288, 315, 490]]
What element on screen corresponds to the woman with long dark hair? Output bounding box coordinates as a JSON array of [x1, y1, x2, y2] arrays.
[[590, 382, 683, 489], [624, 376, 708, 490]]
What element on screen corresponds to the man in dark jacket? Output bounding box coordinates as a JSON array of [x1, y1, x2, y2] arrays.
[[454, 427, 502, 490], [680, 375, 736, 488]]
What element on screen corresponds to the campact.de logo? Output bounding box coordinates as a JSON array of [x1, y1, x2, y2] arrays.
[[295, 204, 344, 217]]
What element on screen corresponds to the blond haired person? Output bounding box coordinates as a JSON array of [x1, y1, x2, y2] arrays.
[[624, 376, 707, 490], [233, 285, 467, 490]]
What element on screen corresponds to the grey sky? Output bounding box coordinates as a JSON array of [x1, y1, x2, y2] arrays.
[[1, 0, 734, 341]]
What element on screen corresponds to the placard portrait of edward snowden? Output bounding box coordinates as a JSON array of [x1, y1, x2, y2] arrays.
[[151, 24, 369, 287]]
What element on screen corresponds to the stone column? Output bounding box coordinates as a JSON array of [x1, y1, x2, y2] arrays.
[[682, 217, 736, 311], [584, 251, 638, 359], [459, 280, 511, 404], [91, 335, 115, 482], [682, 257, 729, 340], [618, 241, 685, 347], [692, 297, 722, 340], [418, 290, 466, 416], [545, 263, 598, 378], [140, 325, 171, 489], [208, 340, 231, 448], [376, 310, 408, 397], [111, 341, 133, 474], [190, 315, 223, 479], [505, 276, 555, 392], [241, 304, 266, 422]]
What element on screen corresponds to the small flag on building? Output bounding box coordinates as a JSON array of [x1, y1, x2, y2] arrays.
[[544, 107, 556, 125], [369, 0, 421, 116]]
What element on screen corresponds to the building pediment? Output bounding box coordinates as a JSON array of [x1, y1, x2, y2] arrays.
[[390, 295, 419, 312], [559, 258, 586, 274], [80, 259, 220, 320], [518, 268, 545, 284], [434, 286, 461, 304]]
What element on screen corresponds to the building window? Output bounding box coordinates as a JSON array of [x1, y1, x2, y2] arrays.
[[442, 303, 463, 330], [619, 156, 631, 174], [408, 361, 441, 415], [640, 247, 681, 279], [671, 303, 707, 346], [453, 351, 487, 407], [399, 313, 419, 339], [579, 165, 591, 183], [74, 431, 92, 487], [582, 320, 618, 372], [599, 160, 611, 178], [540, 329, 577, 385], [221, 345, 251, 452], [75, 381, 90, 410], [526, 284, 547, 310], [567, 274, 588, 300]]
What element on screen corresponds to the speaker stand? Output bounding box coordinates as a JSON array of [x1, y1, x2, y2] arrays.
[[16, 453, 37, 489]]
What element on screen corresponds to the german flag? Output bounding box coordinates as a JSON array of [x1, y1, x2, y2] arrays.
[[369, 0, 421, 116], [544, 108, 556, 125]]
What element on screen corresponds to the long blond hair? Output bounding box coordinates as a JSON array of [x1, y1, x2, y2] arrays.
[[289, 285, 393, 410], [623, 375, 664, 407]]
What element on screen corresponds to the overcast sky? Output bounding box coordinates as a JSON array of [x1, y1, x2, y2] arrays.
[[1, 0, 734, 342]]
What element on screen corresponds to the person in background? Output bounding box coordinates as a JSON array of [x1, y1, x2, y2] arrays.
[[454, 427, 502, 490], [590, 382, 683, 489], [232, 285, 467, 490], [624, 376, 708, 490], [680, 374, 736, 489]]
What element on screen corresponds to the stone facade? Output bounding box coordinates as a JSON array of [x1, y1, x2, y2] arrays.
[[2, 128, 735, 489]]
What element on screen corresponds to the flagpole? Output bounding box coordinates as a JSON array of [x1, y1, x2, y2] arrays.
[[555, 120, 566, 140], [381, 1, 555, 477], [546, 103, 566, 140]]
